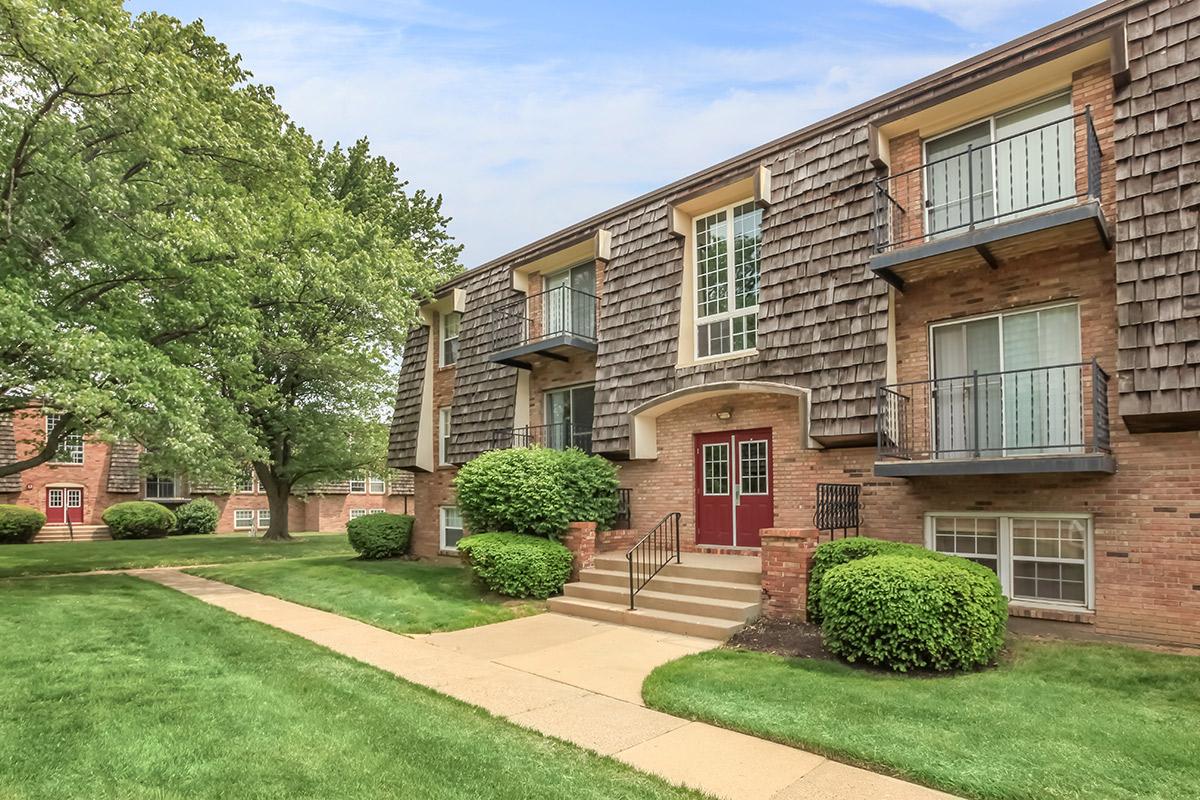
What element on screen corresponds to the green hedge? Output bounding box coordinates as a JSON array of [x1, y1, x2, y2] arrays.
[[457, 532, 573, 599], [0, 505, 45, 544], [819, 554, 1008, 672], [453, 447, 618, 539], [173, 498, 219, 535], [808, 537, 950, 623], [347, 513, 414, 559], [102, 501, 176, 540]]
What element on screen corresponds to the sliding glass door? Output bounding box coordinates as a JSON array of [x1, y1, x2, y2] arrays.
[[931, 304, 1081, 458]]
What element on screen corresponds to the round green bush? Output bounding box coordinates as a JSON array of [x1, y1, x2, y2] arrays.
[[454, 447, 618, 539], [0, 504, 46, 544], [820, 554, 1008, 672], [173, 498, 220, 536], [808, 536, 949, 623], [457, 532, 573, 599], [347, 513, 414, 559], [102, 501, 176, 540]]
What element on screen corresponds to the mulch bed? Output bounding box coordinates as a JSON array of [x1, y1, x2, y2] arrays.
[[725, 618, 835, 661]]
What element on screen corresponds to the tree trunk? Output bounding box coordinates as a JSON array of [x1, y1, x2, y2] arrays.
[[254, 463, 294, 541]]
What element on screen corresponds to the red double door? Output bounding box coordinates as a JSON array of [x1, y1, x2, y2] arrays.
[[46, 487, 83, 524], [694, 428, 774, 548]]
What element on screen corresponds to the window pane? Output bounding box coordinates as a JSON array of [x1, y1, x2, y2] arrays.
[[695, 210, 728, 319], [703, 444, 729, 495], [738, 440, 768, 495], [732, 203, 761, 311], [929, 516, 998, 576]]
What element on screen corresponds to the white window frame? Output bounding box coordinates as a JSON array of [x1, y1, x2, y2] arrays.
[[692, 199, 761, 362], [367, 476, 386, 494], [924, 511, 1094, 611], [349, 476, 367, 494], [439, 406, 452, 466], [235, 470, 257, 494], [257, 508, 270, 527], [144, 474, 181, 500], [440, 311, 461, 367], [439, 505, 464, 552], [349, 508, 368, 520], [45, 413, 83, 465], [921, 90, 1073, 240], [368, 508, 386, 515], [233, 510, 254, 530]]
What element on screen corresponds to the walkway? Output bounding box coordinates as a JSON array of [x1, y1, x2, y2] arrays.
[[137, 569, 957, 800]]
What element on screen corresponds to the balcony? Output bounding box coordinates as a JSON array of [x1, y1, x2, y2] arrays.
[[488, 285, 598, 369], [870, 108, 1110, 290], [490, 422, 594, 455], [875, 360, 1114, 476]]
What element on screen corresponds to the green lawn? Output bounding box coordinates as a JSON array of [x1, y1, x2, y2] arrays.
[[0, 574, 702, 800], [642, 640, 1200, 800], [189, 556, 542, 633], [0, 533, 354, 577]]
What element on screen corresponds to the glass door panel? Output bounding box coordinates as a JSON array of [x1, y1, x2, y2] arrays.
[[994, 94, 1074, 219], [932, 317, 1002, 457], [1001, 305, 1081, 454], [925, 121, 993, 238]]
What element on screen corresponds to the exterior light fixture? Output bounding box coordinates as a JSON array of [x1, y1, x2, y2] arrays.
[[715, 407, 733, 421]]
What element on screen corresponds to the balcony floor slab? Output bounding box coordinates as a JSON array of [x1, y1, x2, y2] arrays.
[[874, 452, 1115, 477]]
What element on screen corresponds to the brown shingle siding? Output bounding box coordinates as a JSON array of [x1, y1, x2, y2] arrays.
[[388, 325, 429, 469], [106, 441, 141, 493], [447, 265, 521, 463], [0, 416, 20, 493], [1114, 0, 1200, 425]]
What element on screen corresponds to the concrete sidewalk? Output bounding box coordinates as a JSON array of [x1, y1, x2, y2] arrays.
[[137, 569, 957, 800]]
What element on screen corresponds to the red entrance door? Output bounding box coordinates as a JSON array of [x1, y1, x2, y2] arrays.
[[46, 488, 83, 524], [694, 429, 773, 548]]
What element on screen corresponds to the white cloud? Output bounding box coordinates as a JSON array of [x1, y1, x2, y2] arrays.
[[873, 0, 1055, 30], [201, 10, 971, 266]]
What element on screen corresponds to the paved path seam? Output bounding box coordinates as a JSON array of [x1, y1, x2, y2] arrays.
[[135, 568, 958, 800]]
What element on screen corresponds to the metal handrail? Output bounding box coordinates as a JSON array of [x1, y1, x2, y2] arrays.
[[626, 512, 681, 610], [489, 422, 594, 454], [873, 107, 1101, 253], [489, 285, 599, 353], [876, 359, 1111, 462]]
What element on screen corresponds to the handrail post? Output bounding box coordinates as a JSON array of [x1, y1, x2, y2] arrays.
[[627, 550, 635, 610], [971, 369, 981, 458], [966, 143, 975, 230], [674, 512, 681, 563]]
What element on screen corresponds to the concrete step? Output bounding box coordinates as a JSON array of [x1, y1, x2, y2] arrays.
[[577, 568, 763, 603], [33, 525, 111, 542], [564, 580, 760, 622], [546, 596, 747, 640], [593, 551, 761, 586]]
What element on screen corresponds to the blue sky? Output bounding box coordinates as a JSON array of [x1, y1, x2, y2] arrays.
[[129, 0, 1092, 266]]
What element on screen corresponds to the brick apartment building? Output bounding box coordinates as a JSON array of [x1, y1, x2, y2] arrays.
[[0, 410, 412, 538], [389, 0, 1200, 645]]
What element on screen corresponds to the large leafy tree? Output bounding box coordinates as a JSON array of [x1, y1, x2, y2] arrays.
[[225, 132, 459, 540], [0, 0, 287, 478]]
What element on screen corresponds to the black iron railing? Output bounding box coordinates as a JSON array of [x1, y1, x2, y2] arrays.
[[626, 512, 681, 610], [873, 107, 1101, 253], [814, 483, 860, 538], [877, 359, 1111, 462], [614, 488, 632, 529], [489, 285, 598, 353], [490, 422, 594, 454]]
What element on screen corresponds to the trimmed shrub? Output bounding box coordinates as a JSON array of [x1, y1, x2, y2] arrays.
[[808, 536, 949, 623], [457, 532, 573, 599], [173, 498, 220, 536], [348, 513, 414, 559], [0, 504, 45, 544], [454, 447, 619, 539], [820, 554, 1008, 672], [102, 501, 176, 540]]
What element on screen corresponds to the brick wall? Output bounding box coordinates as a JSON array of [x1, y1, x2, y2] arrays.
[[411, 347, 460, 558]]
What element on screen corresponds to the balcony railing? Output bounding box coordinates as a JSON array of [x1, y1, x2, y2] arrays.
[[872, 107, 1102, 254], [488, 285, 598, 355], [877, 359, 1111, 468], [490, 422, 594, 454]]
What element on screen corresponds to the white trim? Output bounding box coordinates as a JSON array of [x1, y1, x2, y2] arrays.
[[439, 310, 461, 368], [233, 509, 254, 530], [348, 476, 367, 494], [438, 406, 452, 466], [367, 476, 386, 494], [692, 199, 761, 361], [45, 412, 84, 465], [439, 505, 463, 552], [924, 510, 1094, 611]]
